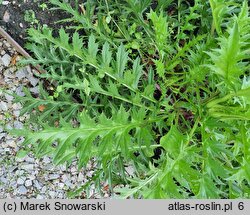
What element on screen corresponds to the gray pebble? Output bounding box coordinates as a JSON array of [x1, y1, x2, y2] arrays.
[[1, 50, 6, 55], [28, 175, 36, 181], [2, 1, 10, 6], [0, 177, 8, 184], [61, 175, 68, 183], [0, 101, 8, 111], [44, 164, 54, 171], [33, 180, 42, 189], [6, 139, 16, 148], [28, 76, 39, 87], [77, 172, 84, 182], [41, 186, 47, 193], [71, 166, 77, 174], [21, 164, 34, 171], [13, 110, 20, 117], [15, 86, 25, 96], [1, 54, 11, 67], [58, 183, 64, 189], [15, 68, 28, 80], [25, 179, 32, 187], [30, 86, 39, 95], [17, 186, 28, 194], [17, 178, 25, 185], [3, 69, 13, 78], [24, 157, 35, 163], [13, 121, 23, 129], [0, 135, 5, 141], [12, 103, 22, 110], [43, 156, 51, 164], [48, 174, 60, 180], [64, 180, 72, 187], [10, 180, 18, 188], [15, 170, 24, 175], [59, 164, 67, 172], [3, 10, 10, 22], [5, 93, 14, 102], [49, 191, 56, 198], [5, 123, 13, 130], [57, 192, 64, 198], [36, 194, 44, 199]]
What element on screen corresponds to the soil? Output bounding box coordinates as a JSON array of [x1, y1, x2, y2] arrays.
[[0, 0, 67, 47]]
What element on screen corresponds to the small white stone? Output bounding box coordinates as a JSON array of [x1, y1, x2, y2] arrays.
[[4, 42, 10, 48], [5, 93, 14, 102], [33, 180, 42, 189], [25, 179, 32, 187], [71, 166, 77, 174], [3, 10, 10, 22], [0, 101, 8, 111], [14, 121, 23, 129], [28, 175, 36, 181], [1, 54, 11, 66], [59, 164, 67, 171], [2, 1, 10, 6], [57, 193, 64, 198], [48, 174, 60, 180], [41, 186, 47, 193], [24, 157, 35, 163], [17, 178, 25, 185], [28, 76, 39, 87], [64, 180, 72, 187], [0, 133, 6, 140], [15, 86, 25, 96], [77, 172, 85, 182], [61, 174, 68, 183], [43, 156, 51, 164], [21, 164, 34, 171], [12, 103, 22, 110], [58, 183, 64, 189], [16, 170, 24, 175], [30, 87, 39, 94], [6, 139, 16, 148], [49, 191, 56, 198], [15, 68, 28, 80], [36, 194, 44, 199], [5, 123, 12, 130], [13, 110, 20, 117], [17, 185, 27, 194], [0, 177, 8, 184]]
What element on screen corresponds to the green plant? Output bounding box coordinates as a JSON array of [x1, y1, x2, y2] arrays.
[[39, 3, 48, 11], [24, 10, 39, 25], [12, 0, 250, 198]]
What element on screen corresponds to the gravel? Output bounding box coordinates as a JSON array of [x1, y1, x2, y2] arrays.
[[0, 35, 108, 199], [0, 101, 8, 111], [0, 54, 11, 66], [17, 186, 28, 195]]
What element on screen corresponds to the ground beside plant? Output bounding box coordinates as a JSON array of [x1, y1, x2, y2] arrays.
[[0, 0, 67, 47], [0, 35, 110, 199]]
